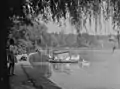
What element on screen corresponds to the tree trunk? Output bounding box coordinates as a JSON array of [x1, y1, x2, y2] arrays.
[[89, 13, 92, 32], [1, 1, 10, 88], [99, 13, 102, 33], [83, 17, 88, 32], [77, 32, 82, 47], [95, 16, 98, 34]]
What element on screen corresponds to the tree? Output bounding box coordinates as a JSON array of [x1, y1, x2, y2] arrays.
[[8, 15, 49, 53], [65, 33, 77, 47], [7, 0, 120, 32], [50, 33, 59, 47]]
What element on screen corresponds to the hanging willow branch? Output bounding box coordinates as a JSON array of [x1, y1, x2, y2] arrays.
[[7, 0, 120, 35]]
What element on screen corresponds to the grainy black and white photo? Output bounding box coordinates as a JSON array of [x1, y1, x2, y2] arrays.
[[1, 0, 120, 89]]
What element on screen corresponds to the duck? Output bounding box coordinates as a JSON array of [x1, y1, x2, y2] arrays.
[[48, 54, 52, 59], [81, 59, 90, 67]]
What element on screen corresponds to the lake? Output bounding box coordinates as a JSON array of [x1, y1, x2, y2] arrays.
[[32, 50, 120, 89]]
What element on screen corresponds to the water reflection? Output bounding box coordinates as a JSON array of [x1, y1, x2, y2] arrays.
[[32, 62, 52, 78], [50, 62, 119, 89], [51, 63, 71, 75], [51, 62, 91, 75]]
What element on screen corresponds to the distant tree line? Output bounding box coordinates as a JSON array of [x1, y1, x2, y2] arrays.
[[9, 17, 110, 54]]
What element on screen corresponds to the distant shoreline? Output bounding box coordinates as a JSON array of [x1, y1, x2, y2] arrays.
[[48, 46, 120, 51]]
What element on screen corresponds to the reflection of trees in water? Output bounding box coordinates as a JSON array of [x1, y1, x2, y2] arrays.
[[32, 62, 52, 78], [29, 53, 49, 62], [52, 63, 71, 74], [78, 62, 90, 71]]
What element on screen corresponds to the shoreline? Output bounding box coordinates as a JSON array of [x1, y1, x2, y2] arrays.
[[10, 61, 62, 89]]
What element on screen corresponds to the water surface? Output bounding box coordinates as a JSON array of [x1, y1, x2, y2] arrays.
[[32, 50, 120, 89]]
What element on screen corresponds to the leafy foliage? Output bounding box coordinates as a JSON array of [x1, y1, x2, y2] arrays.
[[7, 0, 120, 51], [8, 17, 49, 53], [7, 0, 120, 28]]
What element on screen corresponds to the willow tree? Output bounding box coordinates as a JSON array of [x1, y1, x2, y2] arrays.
[[108, 0, 120, 46], [7, 0, 120, 47], [7, 0, 120, 29]]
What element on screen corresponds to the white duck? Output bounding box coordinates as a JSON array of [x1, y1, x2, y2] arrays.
[[48, 54, 52, 59], [81, 59, 90, 67]]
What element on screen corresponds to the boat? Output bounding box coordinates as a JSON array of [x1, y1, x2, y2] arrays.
[[70, 55, 80, 60], [49, 59, 79, 63], [49, 50, 79, 63], [49, 55, 79, 63]]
